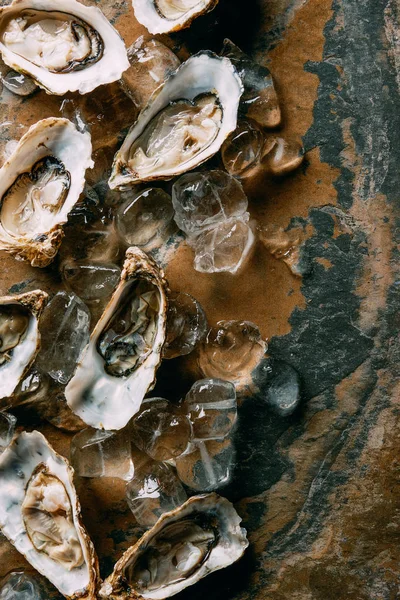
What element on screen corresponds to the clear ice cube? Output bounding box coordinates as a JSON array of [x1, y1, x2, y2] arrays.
[[176, 438, 235, 492], [172, 170, 248, 236], [184, 378, 237, 440], [71, 427, 134, 480], [255, 358, 301, 417], [131, 398, 191, 462], [163, 291, 208, 359], [126, 460, 187, 528], [0, 411, 16, 452], [0, 572, 44, 600], [36, 292, 90, 385], [61, 261, 121, 304], [2, 70, 38, 96], [192, 217, 255, 274], [115, 188, 176, 251], [265, 135, 305, 176], [221, 119, 265, 178], [121, 37, 180, 110]]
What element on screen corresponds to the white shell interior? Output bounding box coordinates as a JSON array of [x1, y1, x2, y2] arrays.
[[0, 0, 129, 95], [0, 431, 94, 598], [132, 0, 216, 34], [109, 52, 243, 189]]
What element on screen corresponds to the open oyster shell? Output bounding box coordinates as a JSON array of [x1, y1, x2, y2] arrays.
[[100, 493, 248, 599], [0, 117, 93, 267], [132, 0, 219, 35], [0, 0, 129, 95], [0, 289, 48, 400], [0, 430, 100, 599], [65, 247, 168, 431], [109, 52, 243, 189]]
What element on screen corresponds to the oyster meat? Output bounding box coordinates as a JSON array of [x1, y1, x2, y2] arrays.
[[0, 430, 99, 599], [0, 290, 47, 400], [0, 118, 93, 267], [109, 52, 243, 188], [133, 0, 218, 34], [65, 247, 168, 431], [100, 493, 248, 599], [0, 0, 129, 95]]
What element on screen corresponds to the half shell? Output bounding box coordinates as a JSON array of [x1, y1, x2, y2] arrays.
[[65, 247, 168, 431], [132, 0, 219, 35], [109, 52, 243, 189], [0, 118, 93, 267], [0, 289, 48, 400], [0, 0, 129, 95], [0, 430, 100, 599], [100, 493, 248, 599]]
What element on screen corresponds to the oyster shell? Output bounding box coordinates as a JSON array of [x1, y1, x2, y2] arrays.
[[0, 0, 129, 95], [0, 430, 99, 599], [100, 493, 248, 599], [132, 0, 219, 35], [0, 289, 48, 400], [109, 52, 243, 189], [0, 118, 93, 267], [65, 247, 168, 431]]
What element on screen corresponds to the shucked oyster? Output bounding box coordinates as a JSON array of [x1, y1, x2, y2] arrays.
[[0, 431, 99, 599], [0, 0, 129, 95], [132, 0, 219, 34], [65, 247, 168, 431], [0, 118, 93, 267], [0, 289, 47, 400], [109, 52, 243, 189], [100, 493, 248, 599]]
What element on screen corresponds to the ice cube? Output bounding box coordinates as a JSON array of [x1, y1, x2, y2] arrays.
[[61, 261, 121, 304], [172, 170, 248, 236], [221, 119, 266, 178], [222, 39, 281, 128], [115, 188, 176, 251], [35, 292, 90, 385], [0, 412, 16, 452], [255, 358, 301, 417], [175, 438, 235, 492], [131, 398, 191, 462], [184, 379, 237, 440], [2, 70, 38, 96], [265, 135, 305, 175], [71, 427, 134, 480], [126, 460, 187, 528], [192, 217, 255, 274], [163, 291, 208, 359], [121, 37, 180, 110], [0, 572, 45, 600]]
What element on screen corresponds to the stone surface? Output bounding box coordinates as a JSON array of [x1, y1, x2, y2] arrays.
[[0, 412, 16, 452], [175, 437, 235, 492], [0, 572, 44, 600], [71, 428, 134, 480], [115, 188, 176, 251], [35, 292, 90, 385], [126, 460, 187, 528], [163, 291, 208, 359], [184, 379, 237, 440]]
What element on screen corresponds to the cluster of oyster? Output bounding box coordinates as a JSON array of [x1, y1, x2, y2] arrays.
[[0, 0, 305, 597]]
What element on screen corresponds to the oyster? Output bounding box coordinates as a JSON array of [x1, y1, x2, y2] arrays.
[[65, 247, 168, 431], [0, 0, 129, 95], [132, 0, 218, 34], [0, 118, 93, 267], [100, 493, 248, 599], [0, 430, 99, 599], [0, 290, 47, 400], [109, 52, 243, 189]]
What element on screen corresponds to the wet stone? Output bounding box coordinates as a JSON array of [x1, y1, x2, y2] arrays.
[[254, 358, 301, 417], [115, 188, 176, 251], [71, 427, 134, 480], [61, 261, 121, 305], [131, 398, 191, 462], [184, 379, 237, 440], [163, 291, 208, 359], [175, 437, 235, 492], [172, 170, 248, 236], [2, 70, 38, 96], [36, 292, 90, 385], [0, 571, 45, 600], [221, 119, 266, 179], [0, 411, 16, 452], [121, 37, 180, 109], [126, 460, 187, 528]]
